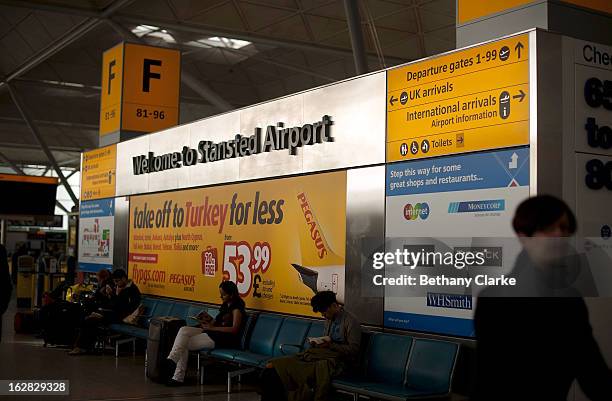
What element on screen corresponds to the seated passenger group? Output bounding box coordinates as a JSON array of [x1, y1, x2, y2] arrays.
[[69, 269, 141, 355]]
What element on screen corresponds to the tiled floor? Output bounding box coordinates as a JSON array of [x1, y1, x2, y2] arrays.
[[1, 295, 471, 401], [0, 295, 260, 401]]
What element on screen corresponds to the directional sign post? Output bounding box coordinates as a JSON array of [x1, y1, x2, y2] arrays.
[[386, 33, 530, 161]]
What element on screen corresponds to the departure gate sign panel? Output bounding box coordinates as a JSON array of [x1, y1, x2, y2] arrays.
[[387, 33, 530, 162], [99, 44, 123, 137], [98, 42, 181, 139], [80, 145, 117, 201], [122, 43, 181, 133]]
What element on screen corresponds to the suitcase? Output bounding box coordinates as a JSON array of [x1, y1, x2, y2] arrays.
[[42, 301, 82, 346], [146, 317, 186, 383]]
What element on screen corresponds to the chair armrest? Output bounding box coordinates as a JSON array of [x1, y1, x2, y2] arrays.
[[279, 343, 304, 355]]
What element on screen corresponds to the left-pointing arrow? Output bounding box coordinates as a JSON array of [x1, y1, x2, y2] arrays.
[[389, 96, 398, 106], [513, 89, 525, 102]]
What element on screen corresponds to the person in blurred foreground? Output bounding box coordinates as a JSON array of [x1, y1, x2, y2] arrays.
[[0, 245, 13, 343], [475, 195, 612, 401]]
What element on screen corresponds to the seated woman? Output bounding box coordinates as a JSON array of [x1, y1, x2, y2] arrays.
[[166, 280, 245, 385]]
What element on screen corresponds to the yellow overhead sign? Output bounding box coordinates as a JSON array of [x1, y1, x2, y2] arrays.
[[387, 33, 530, 162], [99, 44, 123, 137], [458, 0, 534, 24], [98, 42, 181, 140], [563, 0, 612, 14], [80, 145, 117, 201], [121, 43, 181, 133], [458, 0, 611, 24], [0, 174, 58, 185]]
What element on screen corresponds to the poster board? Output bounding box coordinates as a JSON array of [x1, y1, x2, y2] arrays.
[[128, 171, 346, 316]]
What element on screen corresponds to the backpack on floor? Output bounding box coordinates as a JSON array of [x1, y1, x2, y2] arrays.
[[14, 311, 37, 334], [41, 301, 82, 346]]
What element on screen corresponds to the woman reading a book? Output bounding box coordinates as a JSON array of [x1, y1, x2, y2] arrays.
[[166, 280, 245, 385]]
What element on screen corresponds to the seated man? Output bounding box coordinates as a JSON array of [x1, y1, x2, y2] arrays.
[[85, 269, 115, 314], [69, 269, 141, 355], [260, 291, 361, 401]]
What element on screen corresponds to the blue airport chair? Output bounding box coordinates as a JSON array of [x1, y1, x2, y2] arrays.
[[274, 318, 311, 356]]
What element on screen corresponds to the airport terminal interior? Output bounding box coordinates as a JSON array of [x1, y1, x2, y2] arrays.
[[1, 1, 612, 400]]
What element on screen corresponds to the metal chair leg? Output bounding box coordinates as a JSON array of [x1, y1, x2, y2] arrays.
[[200, 361, 205, 385], [197, 354, 201, 384]]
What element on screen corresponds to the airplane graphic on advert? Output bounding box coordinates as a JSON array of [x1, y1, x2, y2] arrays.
[[291, 191, 345, 303]]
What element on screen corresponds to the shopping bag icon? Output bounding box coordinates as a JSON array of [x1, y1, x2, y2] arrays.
[[202, 247, 218, 277]]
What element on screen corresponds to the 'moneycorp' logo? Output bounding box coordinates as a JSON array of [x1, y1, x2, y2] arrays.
[[448, 199, 505, 213], [404, 203, 430, 221]]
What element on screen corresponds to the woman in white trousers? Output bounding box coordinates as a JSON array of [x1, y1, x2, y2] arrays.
[[166, 281, 245, 385]]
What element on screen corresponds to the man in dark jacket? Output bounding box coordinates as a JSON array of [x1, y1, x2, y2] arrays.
[[260, 291, 361, 401], [0, 244, 13, 343], [107, 269, 141, 321], [69, 269, 140, 355], [474, 195, 612, 401]]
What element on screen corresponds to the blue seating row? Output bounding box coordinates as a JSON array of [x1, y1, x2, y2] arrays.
[[108, 296, 219, 339], [334, 333, 459, 400], [202, 313, 459, 399], [107, 297, 459, 400], [107, 296, 219, 355]]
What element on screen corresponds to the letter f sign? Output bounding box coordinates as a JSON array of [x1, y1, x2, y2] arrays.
[[108, 59, 116, 95], [143, 59, 162, 92]]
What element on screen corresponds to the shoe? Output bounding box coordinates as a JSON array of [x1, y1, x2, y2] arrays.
[[166, 379, 184, 387], [67, 348, 87, 356], [166, 358, 177, 376]]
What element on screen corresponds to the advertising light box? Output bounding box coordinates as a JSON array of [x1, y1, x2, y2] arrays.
[[78, 199, 115, 272], [128, 171, 346, 317], [384, 147, 530, 336]]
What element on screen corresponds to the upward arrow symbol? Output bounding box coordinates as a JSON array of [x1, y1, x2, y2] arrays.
[[509, 152, 518, 169], [515, 42, 524, 59]]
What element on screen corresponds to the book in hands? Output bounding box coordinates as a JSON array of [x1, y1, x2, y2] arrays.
[[308, 336, 331, 345], [189, 311, 212, 322]]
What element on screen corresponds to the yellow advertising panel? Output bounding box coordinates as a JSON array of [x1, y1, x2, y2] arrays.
[[80, 145, 117, 201], [121, 43, 180, 133], [387, 33, 529, 162], [99, 44, 123, 137], [128, 171, 346, 317]]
